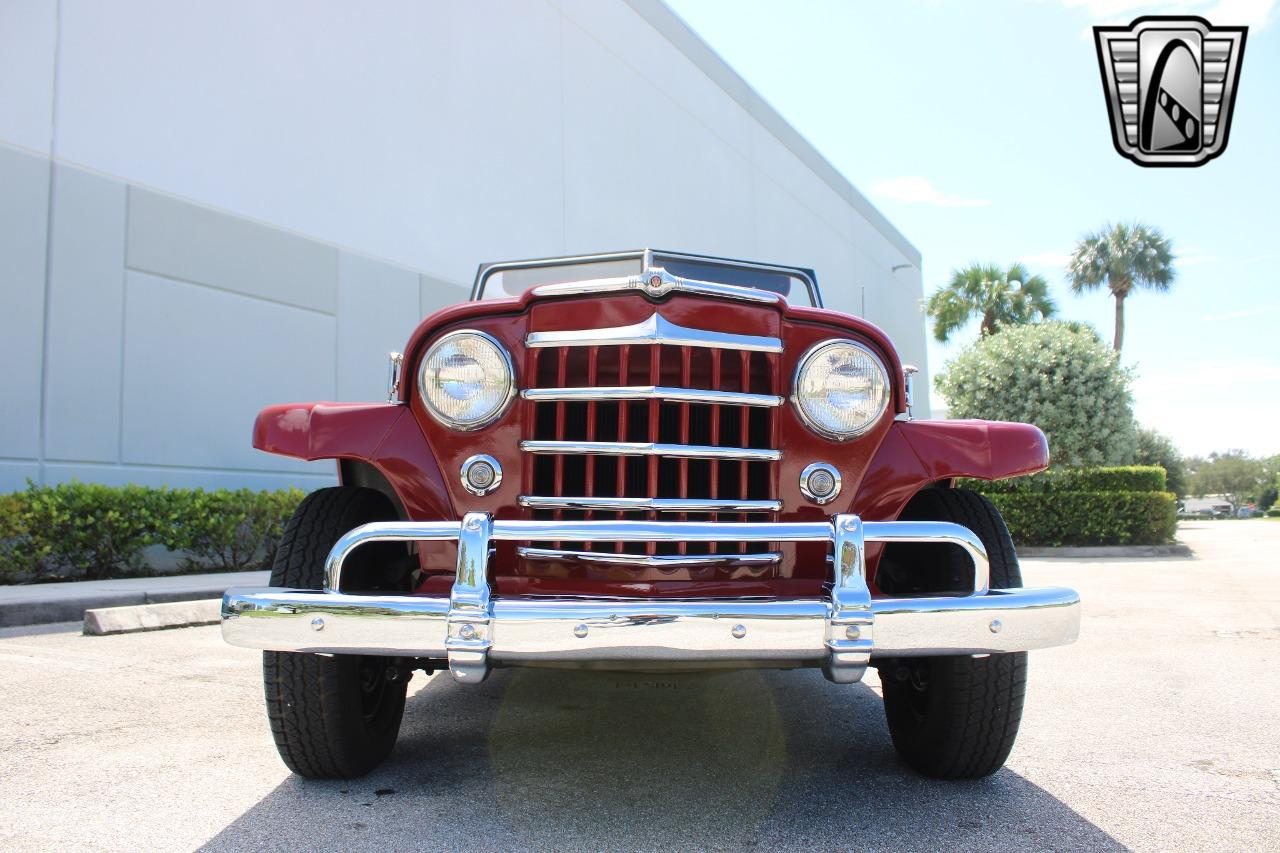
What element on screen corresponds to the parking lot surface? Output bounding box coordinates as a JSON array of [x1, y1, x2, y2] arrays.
[[1, 521, 1277, 851]]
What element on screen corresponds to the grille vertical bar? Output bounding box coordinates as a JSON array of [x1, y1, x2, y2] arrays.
[[554, 348, 567, 549], [646, 346, 661, 557], [739, 350, 751, 555]]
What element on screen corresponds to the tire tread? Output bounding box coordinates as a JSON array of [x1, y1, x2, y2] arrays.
[[262, 488, 405, 779], [881, 487, 1028, 779]]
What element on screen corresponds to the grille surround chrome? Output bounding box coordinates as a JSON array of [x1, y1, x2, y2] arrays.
[[526, 312, 782, 353]]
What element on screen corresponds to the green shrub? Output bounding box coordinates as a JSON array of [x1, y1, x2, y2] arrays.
[[0, 483, 305, 583], [19, 482, 168, 580], [984, 491, 1178, 546], [0, 493, 44, 582], [163, 488, 305, 572], [1267, 507, 1280, 518], [936, 321, 1137, 467], [965, 466, 1166, 494]]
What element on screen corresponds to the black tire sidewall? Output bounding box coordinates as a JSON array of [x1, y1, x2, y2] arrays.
[[263, 487, 409, 779]]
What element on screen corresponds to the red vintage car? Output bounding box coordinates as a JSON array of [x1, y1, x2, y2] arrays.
[[222, 250, 1080, 780]]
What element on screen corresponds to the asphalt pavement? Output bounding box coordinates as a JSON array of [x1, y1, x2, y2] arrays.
[[0, 521, 1276, 851]]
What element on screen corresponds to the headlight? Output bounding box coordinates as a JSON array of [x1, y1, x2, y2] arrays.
[[418, 330, 515, 430], [792, 340, 890, 440]]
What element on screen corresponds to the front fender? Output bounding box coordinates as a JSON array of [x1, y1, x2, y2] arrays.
[[896, 419, 1050, 483], [253, 402, 453, 522], [851, 419, 1048, 587], [852, 419, 1049, 520]]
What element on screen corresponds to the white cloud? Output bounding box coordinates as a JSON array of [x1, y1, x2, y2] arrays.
[[871, 176, 991, 208], [1063, 0, 1277, 28]]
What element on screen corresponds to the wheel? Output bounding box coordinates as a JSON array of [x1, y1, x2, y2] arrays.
[[877, 486, 1028, 779], [262, 486, 411, 779]]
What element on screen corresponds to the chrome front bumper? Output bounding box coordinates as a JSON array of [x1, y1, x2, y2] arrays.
[[221, 514, 1080, 684]]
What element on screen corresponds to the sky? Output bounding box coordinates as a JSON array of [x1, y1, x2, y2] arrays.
[[664, 0, 1279, 458]]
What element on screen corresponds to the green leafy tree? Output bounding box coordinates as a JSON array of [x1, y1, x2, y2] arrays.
[[1186, 451, 1271, 511], [925, 262, 1056, 343], [1067, 222, 1175, 352], [1134, 427, 1188, 497], [936, 321, 1137, 467]]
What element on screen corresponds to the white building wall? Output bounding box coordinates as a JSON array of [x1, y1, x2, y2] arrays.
[[0, 0, 927, 493]]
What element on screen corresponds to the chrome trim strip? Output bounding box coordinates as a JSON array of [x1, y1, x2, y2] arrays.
[[518, 496, 781, 513], [521, 385, 783, 407], [517, 547, 782, 567], [520, 440, 781, 462], [532, 267, 780, 305], [221, 587, 1081, 660], [526, 312, 782, 353]]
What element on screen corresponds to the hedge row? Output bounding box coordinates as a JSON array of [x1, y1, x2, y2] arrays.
[[0, 483, 304, 583], [965, 466, 1167, 494], [980, 490, 1178, 547]]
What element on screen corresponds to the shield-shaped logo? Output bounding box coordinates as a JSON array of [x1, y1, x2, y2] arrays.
[[1094, 16, 1247, 167]]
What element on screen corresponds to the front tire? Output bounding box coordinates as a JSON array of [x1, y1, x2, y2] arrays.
[[262, 487, 410, 779], [878, 487, 1028, 779]]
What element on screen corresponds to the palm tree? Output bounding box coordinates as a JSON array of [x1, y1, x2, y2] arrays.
[[1066, 222, 1175, 352], [925, 262, 1056, 343]]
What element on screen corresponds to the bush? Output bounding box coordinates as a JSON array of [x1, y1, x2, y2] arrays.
[[984, 491, 1178, 546], [0, 483, 305, 583], [0, 493, 43, 583], [966, 465, 1176, 546], [21, 483, 168, 580], [936, 322, 1137, 467], [1267, 507, 1280, 518], [164, 488, 304, 572]]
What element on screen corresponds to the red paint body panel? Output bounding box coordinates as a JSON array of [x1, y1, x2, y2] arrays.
[[253, 403, 453, 525], [850, 420, 1049, 588], [252, 287, 1048, 599]]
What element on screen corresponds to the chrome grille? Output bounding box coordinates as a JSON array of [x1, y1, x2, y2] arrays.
[[520, 315, 781, 566]]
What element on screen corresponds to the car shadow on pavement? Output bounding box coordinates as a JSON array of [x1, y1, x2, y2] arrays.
[[201, 667, 1123, 851]]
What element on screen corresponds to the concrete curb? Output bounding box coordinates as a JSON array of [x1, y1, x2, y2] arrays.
[[1019, 543, 1194, 559], [83, 599, 222, 636], [0, 570, 268, 628]]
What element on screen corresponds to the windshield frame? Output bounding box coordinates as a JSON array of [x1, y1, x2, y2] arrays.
[[470, 249, 824, 308]]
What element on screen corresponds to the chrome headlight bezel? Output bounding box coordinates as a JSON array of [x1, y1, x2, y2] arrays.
[[791, 339, 891, 441], [417, 329, 516, 431]]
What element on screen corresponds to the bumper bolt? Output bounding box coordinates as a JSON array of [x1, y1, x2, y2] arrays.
[[310, 617, 324, 632], [459, 624, 477, 640], [731, 624, 747, 639], [574, 623, 589, 638], [845, 625, 861, 640], [989, 619, 1003, 634]]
